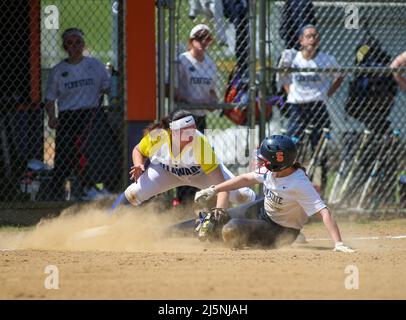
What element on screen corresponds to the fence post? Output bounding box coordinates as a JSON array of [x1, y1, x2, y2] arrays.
[[157, 1, 167, 120], [248, 0, 257, 131], [258, 0, 266, 142], [167, 0, 176, 114], [118, 0, 128, 191]]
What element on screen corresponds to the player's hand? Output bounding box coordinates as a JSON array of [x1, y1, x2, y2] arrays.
[[194, 185, 217, 203], [129, 164, 145, 182], [334, 242, 355, 253]]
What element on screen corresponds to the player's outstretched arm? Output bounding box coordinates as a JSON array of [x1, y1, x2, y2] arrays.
[[206, 166, 230, 209], [195, 173, 259, 203], [318, 207, 355, 253]]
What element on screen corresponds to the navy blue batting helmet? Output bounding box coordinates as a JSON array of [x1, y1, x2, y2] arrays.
[[257, 135, 297, 172]]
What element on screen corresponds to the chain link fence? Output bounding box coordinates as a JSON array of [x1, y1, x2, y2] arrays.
[[1, 0, 405, 214], [160, 0, 262, 179], [160, 0, 406, 213], [0, 0, 125, 207], [267, 0, 406, 213]]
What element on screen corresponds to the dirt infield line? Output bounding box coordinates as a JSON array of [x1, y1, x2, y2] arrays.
[[308, 234, 406, 241], [1, 233, 405, 252]]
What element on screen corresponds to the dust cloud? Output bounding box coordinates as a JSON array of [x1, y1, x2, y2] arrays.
[[1, 201, 210, 252]]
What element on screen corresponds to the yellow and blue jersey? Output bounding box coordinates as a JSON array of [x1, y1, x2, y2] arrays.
[[138, 129, 219, 178]]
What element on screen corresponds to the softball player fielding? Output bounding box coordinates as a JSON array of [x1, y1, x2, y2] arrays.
[[110, 110, 256, 212]]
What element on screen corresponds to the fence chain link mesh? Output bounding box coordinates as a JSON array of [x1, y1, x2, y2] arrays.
[[162, 0, 406, 213], [0, 0, 124, 207], [1, 0, 405, 214], [162, 0, 260, 178], [269, 0, 406, 213]]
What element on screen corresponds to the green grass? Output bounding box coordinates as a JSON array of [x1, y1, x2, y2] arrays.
[[42, 0, 113, 63], [0, 226, 33, 232]]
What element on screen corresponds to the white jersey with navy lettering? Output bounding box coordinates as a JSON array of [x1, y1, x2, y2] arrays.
[[278, 50, 341, 104], [45, 56, 110, 112], [252, 169, 327, 230], [175, 51, 217, 116]]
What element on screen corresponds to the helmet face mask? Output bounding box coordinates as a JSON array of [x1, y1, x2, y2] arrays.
[[256, 135, 297, 172]]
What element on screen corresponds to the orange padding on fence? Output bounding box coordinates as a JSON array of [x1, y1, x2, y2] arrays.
[[126, 0, 156, 121]]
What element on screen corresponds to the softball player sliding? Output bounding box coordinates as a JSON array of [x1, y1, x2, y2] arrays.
[[110, 110, 256, 211], [195, 135, 354, 252]]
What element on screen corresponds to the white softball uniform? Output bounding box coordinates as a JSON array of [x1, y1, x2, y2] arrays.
[[252, 169, 326, 230], [125, 129, 255, 206], [278, 50, 341, 103], [175, 51, 218, 116], [45, 56, 110, 111]]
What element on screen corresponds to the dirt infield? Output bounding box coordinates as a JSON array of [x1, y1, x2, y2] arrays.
[[0, 203, 405, 299]]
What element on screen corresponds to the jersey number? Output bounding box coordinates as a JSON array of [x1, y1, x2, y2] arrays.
[[276, 151, 284, 162]]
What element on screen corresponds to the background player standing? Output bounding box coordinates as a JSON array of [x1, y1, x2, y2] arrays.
[[277, 24, 344, 194], [278, 24, 344, 146], [45, 28, 112, 200], [174, 24, 218, 130], [172, 24, 219, 205]]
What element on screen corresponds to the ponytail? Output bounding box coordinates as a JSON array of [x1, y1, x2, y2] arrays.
[[144, 116, 171, 135], [144, 109, 195, 135], [292, 161, 307, 173]]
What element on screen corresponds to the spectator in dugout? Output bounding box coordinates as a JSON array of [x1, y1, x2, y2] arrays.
[[276, 24, 344, 193], [44, 27, 114, 201], [277, 25, 344, 145], [174, 24, 218, 131], [170, 24, 219, 205]]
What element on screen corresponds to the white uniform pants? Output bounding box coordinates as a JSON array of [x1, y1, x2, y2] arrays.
[[125, 163, 256, 206]]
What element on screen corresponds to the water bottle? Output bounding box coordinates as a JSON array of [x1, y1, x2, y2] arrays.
[[65, 178, 72, 201]]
